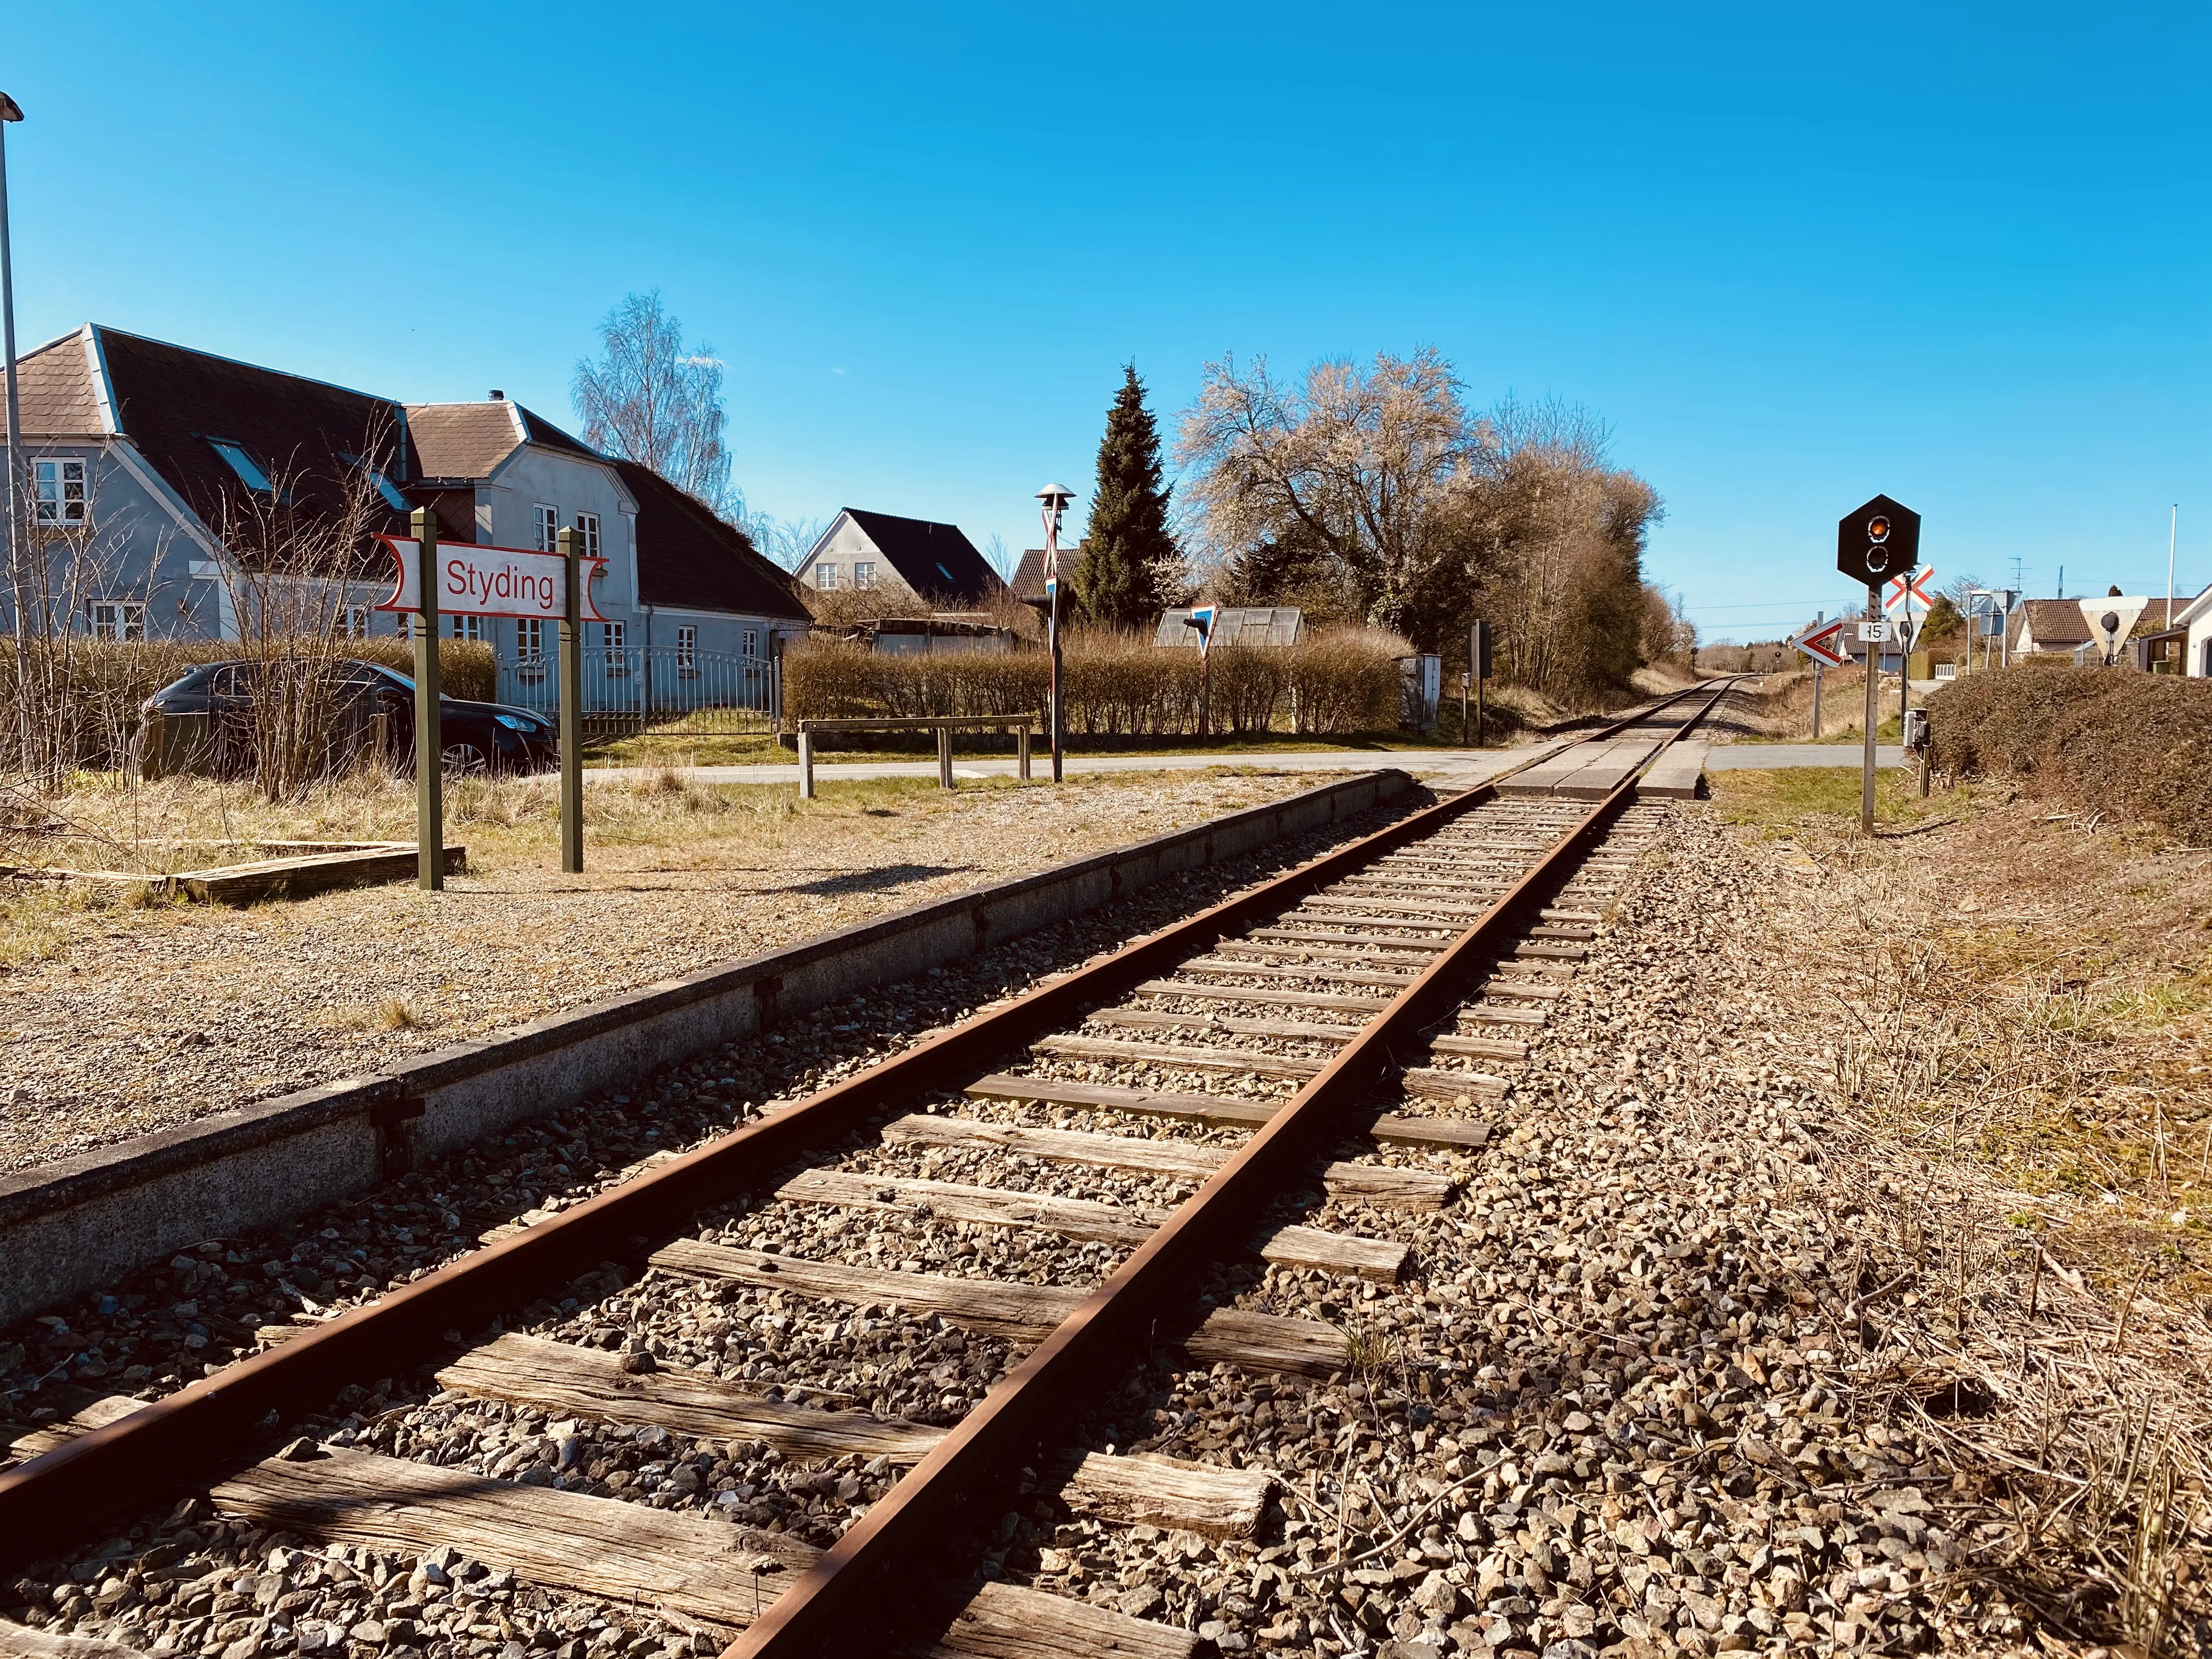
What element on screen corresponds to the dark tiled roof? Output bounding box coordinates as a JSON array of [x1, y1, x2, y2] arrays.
[[15, 330, 103, 434], [617, 460, 809, 621], [842, 509, 1006, 607], [92, 326, 417, 534], [1011, 548, 1048, 599], [406, 402, 525, 479], [2016, 599, 2091, 645]]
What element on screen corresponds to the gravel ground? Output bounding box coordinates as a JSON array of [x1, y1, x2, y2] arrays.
[[9, 787, 2145, 1659], [0, 768, 1336, 1176]]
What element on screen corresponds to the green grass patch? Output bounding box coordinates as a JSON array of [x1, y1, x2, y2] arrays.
[[1706, 766, 1954, 837]]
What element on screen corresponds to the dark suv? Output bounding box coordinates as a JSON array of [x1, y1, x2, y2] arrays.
[[144, 659, 558, 775]]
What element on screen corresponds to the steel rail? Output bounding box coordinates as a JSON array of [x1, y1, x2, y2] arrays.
[[0, 766, 1500, 1563], [0, 679, 1740, 1575], [726, 690, 1729, 1657]]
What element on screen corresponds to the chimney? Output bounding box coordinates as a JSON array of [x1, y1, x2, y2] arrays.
[[488, 389, 505, 400]]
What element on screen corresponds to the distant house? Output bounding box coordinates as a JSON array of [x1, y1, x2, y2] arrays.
[[2010, 600, 2093, 658], [793, 510, 1007, 610], [5, 325, 810, 679]]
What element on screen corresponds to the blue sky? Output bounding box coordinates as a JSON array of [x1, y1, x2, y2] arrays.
[[5, 2, 2206, 641]]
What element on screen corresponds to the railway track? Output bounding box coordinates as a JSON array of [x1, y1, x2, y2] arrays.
[[1, 680, 1744, 1659]]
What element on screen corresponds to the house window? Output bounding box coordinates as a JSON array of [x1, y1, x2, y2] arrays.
[[815, 562, 839, 591], [89, 601, 146, 642], [601, 620, 628, 673], [334, 605, 371, 640], [209, 440, 273, 494], [33, 458, 89, 526], [576, 511, 601, 561], [853, 561, 876, 590], [517, 618, 545, 663], [676, 625, 698, 675], [450, 613, 484, 642], [742, 628, 759, 658], [535, 505, 559, 552]]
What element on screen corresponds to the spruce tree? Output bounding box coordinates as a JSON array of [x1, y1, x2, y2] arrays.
[[1075, 365, 1177, 629]]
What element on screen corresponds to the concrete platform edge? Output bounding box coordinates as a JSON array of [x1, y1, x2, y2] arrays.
[[0, 768, 1412, 1325]]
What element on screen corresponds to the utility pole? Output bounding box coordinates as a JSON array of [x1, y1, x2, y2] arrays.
[[0, 93, 27, 775], [411, 507, 444, 891]]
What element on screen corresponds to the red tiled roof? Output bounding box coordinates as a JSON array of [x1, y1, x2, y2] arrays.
[[15, 329, 104, 435]]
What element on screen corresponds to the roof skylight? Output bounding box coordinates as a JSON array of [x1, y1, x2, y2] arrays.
[[208, 439, 273, 494]]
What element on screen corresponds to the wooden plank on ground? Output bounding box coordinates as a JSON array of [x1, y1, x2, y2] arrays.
[[1086, 1009, 1364, 1044], [1133, 980, 1391, 1014], [781, 1167, 1407, 1282], [1401, 1066, 1510, 1103], [884, 1115, 1455, 1207], [966, 1075, 1487, 1160], [436, 1334, 944, 1463], [1458, 1005, 1548, 1028], [648, 1240, 1354, 1375], [909, 1580, 1210, 1659], [1213, 941, 1438, 967], [4, 1394, 139, 1463], [1249, 927, 1448, 952], [210, 1448, 817, 1627], [1177, 958, 1416, 991], [438, 1335, 1274, 1536], [1428, 1032, 1528, 1062], [211, 1450, 1195, 1654], [1473, 978, 1562, 1002], [964, 1073, 1277, 1128], [0, 1624, 150, 1659], [1030, 1034, 1322, 1080]]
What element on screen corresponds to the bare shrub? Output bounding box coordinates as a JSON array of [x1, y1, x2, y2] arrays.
[[1285, 630, 1402, 733], [1928, 669, 2212, 836]]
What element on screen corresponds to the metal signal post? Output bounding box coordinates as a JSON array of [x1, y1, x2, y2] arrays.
[[411, 507, 444, 890], [1838, 495, 1921, 839], [557, 526, 585, 873]]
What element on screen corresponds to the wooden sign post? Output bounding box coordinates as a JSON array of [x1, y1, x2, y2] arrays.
[[557, 526, 585, 873], [410, 507, 444, 890]]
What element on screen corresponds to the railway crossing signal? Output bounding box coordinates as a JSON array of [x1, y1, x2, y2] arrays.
[[1837, 493, 1921, 836], [1883, 566, 1935, 616], [1837, 495, 1921, 586]]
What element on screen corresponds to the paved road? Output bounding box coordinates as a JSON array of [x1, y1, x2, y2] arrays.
[[1703, 743, 1906, 770], [589, 739, 1904, 788]]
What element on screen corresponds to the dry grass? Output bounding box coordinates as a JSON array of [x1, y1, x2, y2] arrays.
[[1716, 772, 2212, 1649]]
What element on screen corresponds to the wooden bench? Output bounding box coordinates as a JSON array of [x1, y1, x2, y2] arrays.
[[795, 714, 1041, 798]]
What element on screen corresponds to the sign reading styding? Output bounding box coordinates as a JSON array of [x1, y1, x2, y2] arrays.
[[375, 536, 607, 623]]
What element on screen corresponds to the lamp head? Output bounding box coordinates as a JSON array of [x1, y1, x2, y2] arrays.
[[0, 94, 22, 123]]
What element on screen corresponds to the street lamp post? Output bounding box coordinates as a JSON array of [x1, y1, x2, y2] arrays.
[[0, 93, 26, 772], [1035, 483, 1074, 785]]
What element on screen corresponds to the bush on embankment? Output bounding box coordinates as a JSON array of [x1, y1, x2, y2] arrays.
[[1926, 668, 2212, 836], [782, 630, 1404, 737]]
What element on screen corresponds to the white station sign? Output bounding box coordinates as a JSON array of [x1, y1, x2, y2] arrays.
[[374, 535, 607, 622]]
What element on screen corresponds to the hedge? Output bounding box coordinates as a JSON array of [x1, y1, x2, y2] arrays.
[[1926, 667, 2212, 836], [783, 631, 1403, 736]]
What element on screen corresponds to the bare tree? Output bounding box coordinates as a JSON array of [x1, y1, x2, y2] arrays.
[[744, 512, 831, 572], [572, 292, 739, 519], [1176, 349, 1480, 635]]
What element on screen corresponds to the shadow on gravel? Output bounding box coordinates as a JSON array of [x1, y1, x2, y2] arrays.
[[774, 862, 978, 896]]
